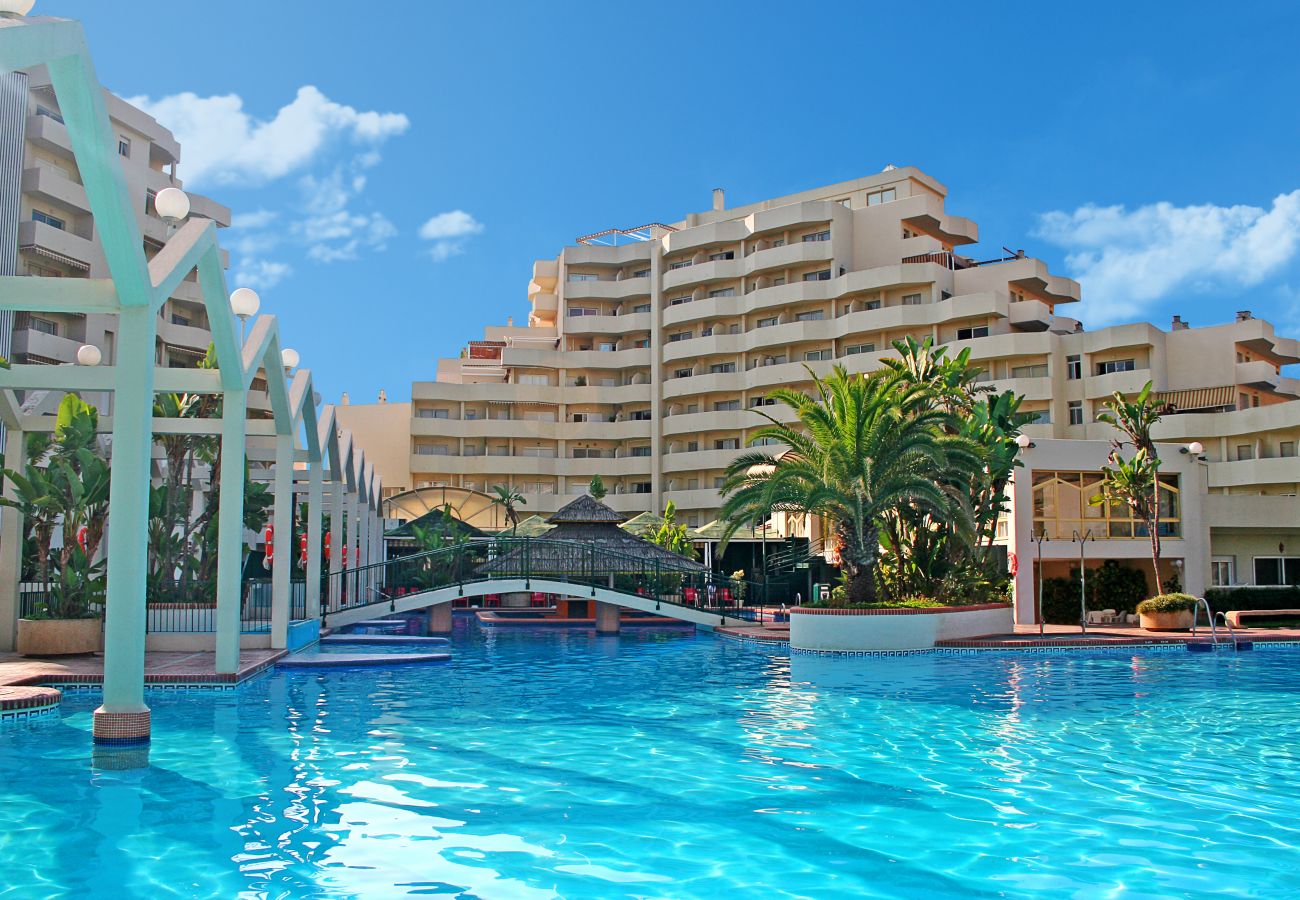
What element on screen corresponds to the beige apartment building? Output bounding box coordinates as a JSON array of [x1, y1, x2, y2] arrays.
[[341, 166, 1300, 600], [1, 69, 244, 408]]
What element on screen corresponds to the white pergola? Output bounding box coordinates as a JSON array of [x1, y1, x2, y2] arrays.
[[0, 11, 384, 744]]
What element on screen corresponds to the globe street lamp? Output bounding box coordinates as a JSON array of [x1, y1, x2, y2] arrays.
[[229, 288, 259, 344], [154, 187, 190, 235], [281, 348, 300, 373], [76, 344, 102, 366]]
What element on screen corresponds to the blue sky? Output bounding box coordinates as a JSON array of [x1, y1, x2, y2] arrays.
[[50, 0, 1300, 402]]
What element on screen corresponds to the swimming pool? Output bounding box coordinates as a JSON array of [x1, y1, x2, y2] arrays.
[[2, 622, 1298, 898]]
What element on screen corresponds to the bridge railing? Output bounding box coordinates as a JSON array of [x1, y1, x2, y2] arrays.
[[321, 537, 773, 624]]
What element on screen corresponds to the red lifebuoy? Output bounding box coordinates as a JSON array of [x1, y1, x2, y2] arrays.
[[1009, 551, 1019, 577], [264, 524, 274, 567]]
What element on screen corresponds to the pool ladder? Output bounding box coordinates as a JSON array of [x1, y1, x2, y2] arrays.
[[1190, 597, 1245, 652]]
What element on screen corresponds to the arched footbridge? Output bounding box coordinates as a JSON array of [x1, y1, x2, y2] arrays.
[[321, 538, 769, 630]]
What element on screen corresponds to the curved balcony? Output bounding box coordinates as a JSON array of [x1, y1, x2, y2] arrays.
[[662, 256, 743, 291], [661, 447, 750, 474], [564, 242, 653, 267], [22, 164, 89, 213], [896, 192, 979, 246], [661, 488, 724, 510], [562, 383, 652, 405], [1208, 457, 1300, 489], [564, 277, 651, 301], [663, 219, 748, 255], [565, 312, 650, 335], [747, 200, 836, 236], [662, 409, 757, 437], [743, 239, 834, 276]]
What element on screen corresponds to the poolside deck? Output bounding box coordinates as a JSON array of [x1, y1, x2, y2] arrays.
[[939, 623, 1300, 648]]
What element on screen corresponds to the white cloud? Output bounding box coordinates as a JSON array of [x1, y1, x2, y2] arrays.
[[231, 209, 279, 230], [1035, 190, 1300, 325], [419, 210, 483, 261], [296, 167, 397, 262], [128, 86, 409, 188], [236, 259, 292, 291]]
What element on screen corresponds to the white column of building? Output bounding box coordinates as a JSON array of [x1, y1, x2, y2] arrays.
[[270, 435, 294, 648], [0, 426, 24, 651], [95, 304, 156, 744], [214, 391, 247, 674], [305, 461, 323, 621], [328, 482, 343, 609], [349, 487, 363, 601]]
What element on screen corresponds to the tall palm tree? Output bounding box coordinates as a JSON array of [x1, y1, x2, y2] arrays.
[[490, 484, 526, 535], [719, 365, 970, 605]]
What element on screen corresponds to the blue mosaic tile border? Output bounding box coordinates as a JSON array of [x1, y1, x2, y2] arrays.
[[0, 702, 59, 722], [45, 681, 237, 693]]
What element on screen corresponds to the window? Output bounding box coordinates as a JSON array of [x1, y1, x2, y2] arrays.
[[709, 362, 736, 374], [520, 446, 556, 458], [35, 104, 63, 124], [673, 368, 693, 379], [757, 316, 779, 328], [750, 397, 776, 407], [802, 230, 830, 243], [1211, 558, 1235, 587], [803, 269, 832, 282], [415, 444, 450, 456], [714, 476, 726, 489], [1033, 471, 1182, 540], [707, 250, 735, 261], [714, 400, 740, 411], [416, 408, 449, 419], [568, 272, 599, 282], [715, 439, 740, 450], [753, 437, 780, 446], [668, 259, 693, 270], [844, 343, 875, 356], [1281, 441, 1297, 458], [29, 317, 59, 336], [632, 268, 650, 278], [863, 299, 882, 311], [1254, 556, 1300, 586], [957, 326, 990, 341], [771, 277, 786, 286], [668, 331, 693, 343], [668, 295, 693, 306], [117, 135, 130, 158], [568, 307, 600, 317], [633, 303, 651, 313], [902, 293, 922, 306], [1066, 355, 1082, 380], [32, 209, 65, 230], [1237, 444, 1254, 461], [630, 446, 652, 457], [769, 239, 786, 248], [572, 448, 605, 459], [1096, 359, 1136, 375], [1068, 401, 1084, 426], [795, 310, 825, 322], [631, 410, 652, 421], [708, 287, 736, 298], [632, 482, 652, 494], [866, 188, 897, 206], [686, 441, 698, 451], [805, 349, 832, 361], [518, 374, 550, 385], [1011, 364, 1049, 379]]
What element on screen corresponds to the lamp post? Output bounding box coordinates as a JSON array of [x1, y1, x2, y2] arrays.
[[154, 187, 189, 237], [1030, 527, 1047, 636], [229, 288, 259, 344], [281, 348, 300, 373], [1072, 528, 1094, 633]]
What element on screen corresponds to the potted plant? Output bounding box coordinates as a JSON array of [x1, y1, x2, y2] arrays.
[[3, 394, 109, 655], [1136, 593, 1198, 631]]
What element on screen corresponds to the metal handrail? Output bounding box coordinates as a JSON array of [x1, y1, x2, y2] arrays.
[[1215, 611, 1241, 652], [1191, 597, 1220, 645]]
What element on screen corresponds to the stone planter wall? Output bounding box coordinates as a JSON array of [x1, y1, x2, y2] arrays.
[[790, 604, 1013, 652], [1138, 609, 1195, 631], [16, 617, 102, 656]]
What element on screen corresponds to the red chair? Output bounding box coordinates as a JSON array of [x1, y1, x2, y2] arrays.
[[485, 594, 501, 608], [683, 588, 698, 606], [720, 588, 733, 603]]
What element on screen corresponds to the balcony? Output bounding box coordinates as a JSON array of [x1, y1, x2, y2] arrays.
[[565, 311, 650, 335], [12, 327, 81, 363], [748, 200, 836, 236], [1237, 359, 1284, 392], [1009, 298, 1053, 332], [661, 446, 749, 474], [157, 317, 212, 350], [1205, 493, 1300, 530], [662, 409, 758, 437], [26, 113, 74, 159], [564, 276, 651, 301], [896, 193, 979, 246], [564, 242, 652, 267], [662, 488, 723, 510], [22, 164, 89, 213], [663, 219, 748, 255], [1084, 368, 1154, 398], [18, 219, 96, 271], [1208, 457, 1300, 489], [743, 239, 834, 276], [661, 256, 743, 291]]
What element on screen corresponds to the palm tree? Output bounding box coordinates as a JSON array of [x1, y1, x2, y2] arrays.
[[490, 484, 526, 535], [719, 365, 969, 605], [1095, 382, 1172, 590]]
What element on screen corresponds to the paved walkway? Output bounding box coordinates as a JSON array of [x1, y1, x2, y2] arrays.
[[939, 622, 1300, 648]]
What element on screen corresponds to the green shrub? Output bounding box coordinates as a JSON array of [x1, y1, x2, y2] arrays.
[[1205, 586, 1300, 614], [1040, 561, 1149, 624], [1136, 593, 1198, 614]]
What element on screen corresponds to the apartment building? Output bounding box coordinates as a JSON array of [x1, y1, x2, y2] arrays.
[[1, 68, 237, 412], [342, 166, 1300, 596]]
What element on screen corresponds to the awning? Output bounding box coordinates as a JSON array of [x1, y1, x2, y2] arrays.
[[1154, 386, 1235, 412], [20, 243, 91, 272]]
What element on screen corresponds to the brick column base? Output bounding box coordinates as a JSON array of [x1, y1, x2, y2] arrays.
[[427, 603, 453, 634], [92, 708, 151, 745], [595, 600, 621, 634]]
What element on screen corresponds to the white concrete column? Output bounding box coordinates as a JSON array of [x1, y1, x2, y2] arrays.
[[270, 434, 294, 648], [95, 304, 156, 744], [328, 484, 343, 609], [305, 462, 323, 621], [0, 427, 25, 651], [214, 392, 247, 674]]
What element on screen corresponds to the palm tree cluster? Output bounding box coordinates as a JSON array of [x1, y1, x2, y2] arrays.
[[719, 338, 1034, 606]]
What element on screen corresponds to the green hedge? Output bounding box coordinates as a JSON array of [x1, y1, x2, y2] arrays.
[[1205, 586, 1300, 614], [1040, 560, 1149, 624]]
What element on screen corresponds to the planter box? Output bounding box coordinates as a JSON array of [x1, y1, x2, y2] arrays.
[[790, 604, 1012, 652], [1139, 609, 1194, 631], [16, 617, 102, 656]]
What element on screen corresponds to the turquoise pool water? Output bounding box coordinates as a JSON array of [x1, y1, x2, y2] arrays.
[[2, 624, 1299, 898]]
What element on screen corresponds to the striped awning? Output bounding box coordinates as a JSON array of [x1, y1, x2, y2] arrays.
[[1153, 386, 1235, 412], [20, 243, 91, 272]]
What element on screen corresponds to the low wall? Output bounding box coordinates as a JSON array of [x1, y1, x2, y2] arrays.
[[790, 604, 1013, 652]]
